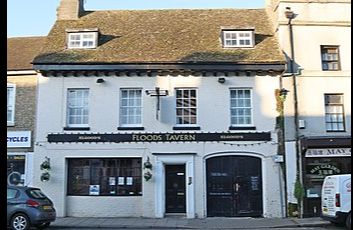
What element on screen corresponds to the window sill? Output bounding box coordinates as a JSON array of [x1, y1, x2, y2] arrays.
[[7, 122, 15, 127], [64, 127, 90, 131], [173, 126, 201, 131], [229, 126, 256, 130], [118, 127, 145, 131]]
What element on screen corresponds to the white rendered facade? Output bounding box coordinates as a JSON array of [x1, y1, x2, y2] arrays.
[[33, 73, 286, 218], [266, 0, 351, 217]]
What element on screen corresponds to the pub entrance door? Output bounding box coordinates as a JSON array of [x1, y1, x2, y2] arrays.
[[206, 156, 263, 217], [165, 165, 186, 213]]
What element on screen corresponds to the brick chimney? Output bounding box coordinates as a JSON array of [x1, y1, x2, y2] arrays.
[[56, 0, 84, 20]]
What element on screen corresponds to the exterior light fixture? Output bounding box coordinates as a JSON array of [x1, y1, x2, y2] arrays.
[[279, 88, 290, 97], [218, 77, 226, 84], [284, 7, 295, 20], [96, 78, 105, 83]]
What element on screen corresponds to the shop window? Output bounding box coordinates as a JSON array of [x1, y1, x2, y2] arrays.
[[119, 89, 142, 127], [324, 94, 345, 132], [7, 155, 25, 186], [7, 84, 16, 126], [66, 88, 89, 128], [230, 89, 253, 126], [304, 157, 351, 198], [67, 158, 142, 196], [175, 88, 197, 126]]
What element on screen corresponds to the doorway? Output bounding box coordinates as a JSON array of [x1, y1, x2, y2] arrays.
[[206, 155, 263, 217], [165, 165, 186, 213]]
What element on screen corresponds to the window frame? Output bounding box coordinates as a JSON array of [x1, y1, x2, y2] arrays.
[[119, 88, 143, 127], [67, 32, 98, 49], [66, 88, 90, 128], [7, 84, 16, 126], [229, 88, 254, 127], [321, 45, 341, 71], [324, 94, 345, 132], [175, 88, 198, 127], [222, 30, 255, 48], [67, 158, 142, 196]]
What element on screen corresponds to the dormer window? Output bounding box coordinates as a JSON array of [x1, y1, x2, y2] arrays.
[[66, 28, 99, 49], [222, 29, 254, 48]]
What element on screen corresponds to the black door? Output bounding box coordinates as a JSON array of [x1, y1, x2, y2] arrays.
[[165, 165, 186, 213], [207, 156, 262, 217]]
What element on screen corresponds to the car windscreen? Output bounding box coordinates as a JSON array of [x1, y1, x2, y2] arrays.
[[26, 189, 47, 199]]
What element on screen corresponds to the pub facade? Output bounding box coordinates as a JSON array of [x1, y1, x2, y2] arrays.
[[32, 0, 287, 218]]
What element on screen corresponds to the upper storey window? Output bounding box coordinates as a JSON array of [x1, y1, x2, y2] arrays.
[[321, 46, 340, 71], [222, 29, 254, 48], [66, 29, 99, 49]]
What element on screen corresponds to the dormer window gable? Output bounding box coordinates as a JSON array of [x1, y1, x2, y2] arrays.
[[66, 28, 99, 49], [221, 27, 255, 48]]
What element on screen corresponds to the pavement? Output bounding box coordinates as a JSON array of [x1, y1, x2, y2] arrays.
[[50, 216, 332, 229]]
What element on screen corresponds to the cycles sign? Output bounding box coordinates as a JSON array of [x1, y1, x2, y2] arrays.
[[7, 131, 31, 148]]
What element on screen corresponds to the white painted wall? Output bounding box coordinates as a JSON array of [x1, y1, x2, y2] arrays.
[[34, 73, 284, 218]]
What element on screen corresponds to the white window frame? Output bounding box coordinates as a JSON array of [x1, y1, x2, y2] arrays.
[[119, 88, 143, 127], [7, 84, 16, 126], [230, 88, 253, 127], [66, 88, 89, 128], [67, 32, 98, 49], [324, 94, 345, 132], [175, 88, 198, 126], [222, 30, 254, 48]]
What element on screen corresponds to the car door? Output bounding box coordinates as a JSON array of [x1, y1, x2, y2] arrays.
[[7, 188, 20, 221]]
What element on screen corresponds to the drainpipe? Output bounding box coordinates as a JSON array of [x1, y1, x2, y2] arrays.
[[285, 7, 303, 218]]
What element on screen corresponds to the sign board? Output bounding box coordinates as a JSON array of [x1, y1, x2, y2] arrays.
[[305, 148, 351, 157], [7, 131, 31, 148], [47, 132, 271, 143]]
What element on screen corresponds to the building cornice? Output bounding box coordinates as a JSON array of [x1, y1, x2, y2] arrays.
[[33, 63, 285, 77]]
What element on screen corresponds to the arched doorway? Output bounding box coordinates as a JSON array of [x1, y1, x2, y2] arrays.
[[206, 155, 263, 217]]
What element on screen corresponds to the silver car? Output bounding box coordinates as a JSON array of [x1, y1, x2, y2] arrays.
[[7, 186, 56, 230]]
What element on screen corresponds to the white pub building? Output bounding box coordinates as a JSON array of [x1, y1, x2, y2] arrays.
[[32, 0, 288, 218]]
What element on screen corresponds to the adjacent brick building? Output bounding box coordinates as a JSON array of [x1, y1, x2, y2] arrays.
[[7, 36, 46, 186]]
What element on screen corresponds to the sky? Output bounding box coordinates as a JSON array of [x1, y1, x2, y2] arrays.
[[7, 0, 265, 37]]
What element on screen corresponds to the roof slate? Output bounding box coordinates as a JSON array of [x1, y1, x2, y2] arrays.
[[33, 9, 285, 65], [7, 36, 46, 70]]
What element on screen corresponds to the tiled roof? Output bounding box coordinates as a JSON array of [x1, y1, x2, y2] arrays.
[[33, 9, 285, 65], [7, 36, 46, 71]]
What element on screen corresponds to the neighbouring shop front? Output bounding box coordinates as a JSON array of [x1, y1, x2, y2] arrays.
[[7, 131, 33, 186], [301, 136, 351, 217]]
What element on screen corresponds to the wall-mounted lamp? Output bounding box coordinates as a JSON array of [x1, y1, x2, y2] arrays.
[[96, 78, 105, 83], [279, 88, 290, 97], [284, 7, 295, 20], [218, 77, 226, 84]]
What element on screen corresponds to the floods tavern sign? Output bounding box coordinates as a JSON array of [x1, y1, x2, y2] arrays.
[[47, 132, 271, 143]]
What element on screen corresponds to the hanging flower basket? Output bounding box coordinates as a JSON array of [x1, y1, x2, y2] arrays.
[[40, 172, 50, 182], [143, 161, 153, 170], [144, 171, 152, 181], [40, 159, 51, 170]]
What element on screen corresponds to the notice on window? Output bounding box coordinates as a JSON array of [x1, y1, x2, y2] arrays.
[[89, 185, 100, 195], [126, 177, 133, 185], [118, 177, 125, 185], [109, 177, 116, 186]]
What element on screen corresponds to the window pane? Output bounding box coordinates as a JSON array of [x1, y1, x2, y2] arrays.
[[67, 158, 142, 196], [67, 89, 89, 126], [120, 89, 142, 126], [176, 89, 197, 125], [230, 89, 252, 126]]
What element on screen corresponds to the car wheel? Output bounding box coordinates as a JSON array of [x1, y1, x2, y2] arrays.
[[346, 212, 351, 230], [10, 213, 30, 230], [36, 222, 51, 229]]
